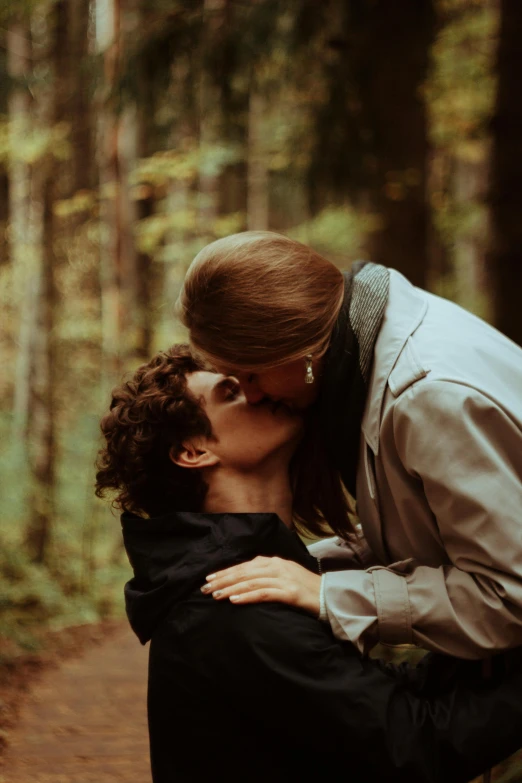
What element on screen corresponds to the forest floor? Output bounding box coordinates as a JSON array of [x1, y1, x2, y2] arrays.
[[0, 621, 150, 782], [0, 620, 521, 783]]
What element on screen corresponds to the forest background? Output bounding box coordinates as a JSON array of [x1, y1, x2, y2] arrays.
[[0, 0, 521, 694]]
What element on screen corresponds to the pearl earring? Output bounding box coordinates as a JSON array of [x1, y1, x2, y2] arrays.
[[304, 354, 314, 384]]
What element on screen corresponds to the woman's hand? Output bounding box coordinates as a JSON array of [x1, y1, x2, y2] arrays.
[[201, 556, 321, 617]]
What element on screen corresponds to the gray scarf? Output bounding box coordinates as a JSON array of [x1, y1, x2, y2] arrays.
[[319, 262, 390, 498]]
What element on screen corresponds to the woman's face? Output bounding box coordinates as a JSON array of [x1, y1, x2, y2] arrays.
[[185, 371, 304, 470], [211, 357, 322, 412]]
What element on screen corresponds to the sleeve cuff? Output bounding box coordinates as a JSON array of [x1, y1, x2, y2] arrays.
[[320, 565, 415, 653], [370, 567, 414, 646]]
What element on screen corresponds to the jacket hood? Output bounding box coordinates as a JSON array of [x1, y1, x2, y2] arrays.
[[121, 510, 317, 644]]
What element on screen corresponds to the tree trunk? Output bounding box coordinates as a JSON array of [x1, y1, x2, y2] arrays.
[[452, 154, 490, 319], [159, 54, 198, 342], [0, 30, 8, 268], [198, 0, 226, 236], [0, 173, 8, 269], [487, 0, 522, 345], [247, 83, 269, 231], [350, 0, 435, 287], [131, 1, 157, 360], [8, 19, 34, 439], [70, 0, 95, 195], [25, 0, 68, 563], [118, 101, 148, 362], [26, 162, 57, 563], [425, 147, 452, 291], [96, 0, 124, 386]]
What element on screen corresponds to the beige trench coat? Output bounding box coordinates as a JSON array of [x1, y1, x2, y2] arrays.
[[309, 269, 522, 659]]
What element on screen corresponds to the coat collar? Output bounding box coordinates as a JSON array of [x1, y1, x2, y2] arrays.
[[361, 269, 428, 455], [121, 511, 317, 644]]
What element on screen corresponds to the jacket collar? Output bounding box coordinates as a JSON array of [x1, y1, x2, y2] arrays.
[[121, 511, 317, 644], [361, 269, 427, 455]]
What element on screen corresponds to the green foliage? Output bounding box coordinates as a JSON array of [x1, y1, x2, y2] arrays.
[[0, 119, 71, 165], [0, 537, 66, 651], [426, 0, 498, 316], [0, 0, 47, 26], [132, 141, 245, 262], [0, 408, 130, 651], [427, 2, 497, 153], [288, 206, 380, 260], [132, 142, 243, 189], [135, 211, 195, 254], [212, 212, 245, 239], [54, 190, 97, 219]]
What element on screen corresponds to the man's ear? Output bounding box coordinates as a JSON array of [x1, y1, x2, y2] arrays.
[[169, 438, 219, 470]]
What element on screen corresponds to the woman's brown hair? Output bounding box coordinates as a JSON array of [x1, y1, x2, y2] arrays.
[[177, 231, 345, 371], [95, 344, 352, 539]]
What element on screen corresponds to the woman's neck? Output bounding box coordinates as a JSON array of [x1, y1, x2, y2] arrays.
[[202, 466, 294, 528]]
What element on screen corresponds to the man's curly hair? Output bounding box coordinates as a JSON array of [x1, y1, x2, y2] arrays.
[[95, 344, 212, 517]]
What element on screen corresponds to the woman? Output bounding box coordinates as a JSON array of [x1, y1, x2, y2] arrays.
[[177, 230, 522, 660], [95, 345, 522, 783]]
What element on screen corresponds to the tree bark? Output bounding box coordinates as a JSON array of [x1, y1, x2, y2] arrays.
[[247, 83, 269, 231], [0, 172, 8, 269], [452, 154, 490, 318], [131, 0, 157, 360], [119, 101, 152, 361], [198, 0, 226, 236], [26, 161, 57, 563], [24, 0, 68, 563], [349, 0, 435, 287], [0, 30, 8, 268], [96, 0, 124, 386], [70, 0, 95, 195], [487, 0, 522, 345], [8, 19, 34, 439]]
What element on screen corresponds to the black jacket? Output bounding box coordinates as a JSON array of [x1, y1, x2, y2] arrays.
[[122, 511, 522, 783]]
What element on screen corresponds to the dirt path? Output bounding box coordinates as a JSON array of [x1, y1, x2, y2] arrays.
[[0, 624, 150, 783], [2, 622, 521, 783]]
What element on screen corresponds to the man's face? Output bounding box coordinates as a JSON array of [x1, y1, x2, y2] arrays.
[[185, 371, 304, 471]]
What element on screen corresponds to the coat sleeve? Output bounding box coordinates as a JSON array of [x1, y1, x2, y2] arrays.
[[322, 380, 522, 658], [307, 531, 379, 569], [211, 601, 522, 783]]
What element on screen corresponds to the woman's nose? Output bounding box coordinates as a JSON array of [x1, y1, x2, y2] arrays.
[[238, 376, 266, 404], [242, 385, 265, 404]]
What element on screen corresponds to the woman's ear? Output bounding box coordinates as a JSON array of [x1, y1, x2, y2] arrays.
[[169, 438, 219, 470]]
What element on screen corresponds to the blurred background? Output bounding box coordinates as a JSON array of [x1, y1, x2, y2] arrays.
[[0, 0, 521, 652]]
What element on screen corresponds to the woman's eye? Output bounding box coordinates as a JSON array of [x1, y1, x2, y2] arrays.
[[247, 374, 254, 383]]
